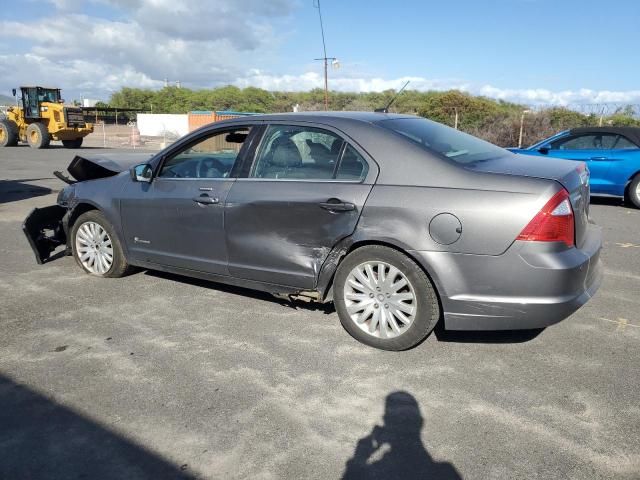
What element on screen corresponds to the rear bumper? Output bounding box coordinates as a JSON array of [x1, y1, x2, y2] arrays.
[[22, 205, 68, 264], [410, 223, 603, 330]]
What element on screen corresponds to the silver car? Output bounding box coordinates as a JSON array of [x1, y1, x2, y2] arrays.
[[24, 112, 602, 350]]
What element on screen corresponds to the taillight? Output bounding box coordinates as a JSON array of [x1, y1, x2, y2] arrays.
[[517, 189, 575, 247]]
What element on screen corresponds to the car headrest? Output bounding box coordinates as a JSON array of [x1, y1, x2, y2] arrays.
[[270, 138, 302, 167], [306, 139, 333, 166]]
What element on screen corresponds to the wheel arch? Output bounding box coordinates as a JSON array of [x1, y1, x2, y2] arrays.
[[624, 170, 640, 205], [67, 202, 100, 233], [66, 201, 128, 250], [624, 170, 640, 188], [318, 239, 445, 317]]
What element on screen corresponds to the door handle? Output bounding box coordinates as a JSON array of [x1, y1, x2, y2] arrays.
[[589, 156, 608, 161], [319, 199, 356, 212], [192, 194, 219, 205]]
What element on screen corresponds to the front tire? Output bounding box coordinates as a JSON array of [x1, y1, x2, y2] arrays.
[[26, 122, 50, 149], [71, 210, 132, 277], [333, 245, 440, 351], [626, 174, 640, 209], [62, 138, 83, 148], [0, 119, 19, 147]]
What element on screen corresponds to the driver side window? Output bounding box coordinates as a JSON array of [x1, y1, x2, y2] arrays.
[[158, 127, 251, 179]]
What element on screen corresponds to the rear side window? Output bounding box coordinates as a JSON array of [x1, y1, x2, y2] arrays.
[[336, 145, 369, 180], [250, 125, 368, 181], [252, 125, 343, 180], [613, 136, 637, 149], [378, 117, 507, 164]]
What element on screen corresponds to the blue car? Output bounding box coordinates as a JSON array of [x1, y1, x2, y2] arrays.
[[509, 127, 640, 208]]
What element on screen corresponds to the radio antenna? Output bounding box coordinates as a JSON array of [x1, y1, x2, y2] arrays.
[[375, 80, 410, 113]]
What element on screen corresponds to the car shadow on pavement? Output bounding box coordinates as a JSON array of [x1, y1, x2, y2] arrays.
[[0, 179, 52, 204], [0, 374, 196, 480], [342, 391, 461, 480], [143, 270, 336, 314], [590, 196, 635, 209], [142, 272, 551, 335], [433, 324, 544, 343]]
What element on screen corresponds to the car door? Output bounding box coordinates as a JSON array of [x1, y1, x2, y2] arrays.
[[119, 125, 255, 274], [603, 135, 640, 193], [224, 123, 377, 289], [544, 133, 618, 193]]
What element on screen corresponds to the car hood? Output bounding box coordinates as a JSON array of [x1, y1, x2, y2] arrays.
[[67, 152, 155, 182]]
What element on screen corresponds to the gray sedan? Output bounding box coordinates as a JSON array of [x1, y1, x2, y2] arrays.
[[24, 112, 602, 350]]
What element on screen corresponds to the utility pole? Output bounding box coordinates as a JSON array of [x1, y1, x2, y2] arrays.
[[313, 0, 336, 110], [518, 110, 531, 148]]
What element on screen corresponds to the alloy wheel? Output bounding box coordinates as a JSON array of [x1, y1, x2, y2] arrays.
[[343, 261, 417, 339], [75, 221, 114, 274]]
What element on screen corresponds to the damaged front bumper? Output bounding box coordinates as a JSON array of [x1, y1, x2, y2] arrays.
[[22, 205, 68, 264]]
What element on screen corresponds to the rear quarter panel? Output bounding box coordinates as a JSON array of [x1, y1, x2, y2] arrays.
[[355, 176, 557, 256], [609, 151, 640, 195]]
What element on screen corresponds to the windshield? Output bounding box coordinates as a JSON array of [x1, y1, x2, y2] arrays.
[[37, 88, 60, 103], [378, 117, 508, 164]]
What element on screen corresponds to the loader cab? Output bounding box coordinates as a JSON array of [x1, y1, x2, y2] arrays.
[[20, 87, 61, 119]]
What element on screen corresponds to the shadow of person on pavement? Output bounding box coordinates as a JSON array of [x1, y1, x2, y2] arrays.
[[342, 391, 461, 480]]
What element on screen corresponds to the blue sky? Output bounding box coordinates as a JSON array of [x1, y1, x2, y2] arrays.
[[1, 0, 639, 105]]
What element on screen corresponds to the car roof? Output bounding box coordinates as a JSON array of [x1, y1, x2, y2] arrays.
[[217, 111, 417, 125], [569, 126, 640, 146]]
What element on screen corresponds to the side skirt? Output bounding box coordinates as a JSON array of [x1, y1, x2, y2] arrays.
[[129, 259, 307, 296]]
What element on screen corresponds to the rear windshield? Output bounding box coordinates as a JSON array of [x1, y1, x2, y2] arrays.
[[378, 117, 508, 164]]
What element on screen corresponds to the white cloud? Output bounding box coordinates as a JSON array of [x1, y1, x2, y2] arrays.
[[234, 71, 640, 106], [1, 0, 295, 97], [234, 71, 471, 93], [477, 85, 640, 106]]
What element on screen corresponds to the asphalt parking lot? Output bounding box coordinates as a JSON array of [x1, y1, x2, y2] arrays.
[[1, 145, 639, 479]]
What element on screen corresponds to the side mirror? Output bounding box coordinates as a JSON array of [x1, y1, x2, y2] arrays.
[[12, 88, 16, 97], [130, 163, 153, 183], [537, 146, 550, 154]]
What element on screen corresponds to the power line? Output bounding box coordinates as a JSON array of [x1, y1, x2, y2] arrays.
[[313, 0, 336, 110]]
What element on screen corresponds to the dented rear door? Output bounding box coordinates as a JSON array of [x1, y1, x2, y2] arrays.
[[224, 123, 376, 289], [224, 180, 372, 289]]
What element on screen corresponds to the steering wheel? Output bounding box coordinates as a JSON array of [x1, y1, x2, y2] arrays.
[[197, 157, 227, 178]]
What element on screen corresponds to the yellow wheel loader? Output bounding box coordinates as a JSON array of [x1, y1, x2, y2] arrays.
[[0, 86, 93, 149]]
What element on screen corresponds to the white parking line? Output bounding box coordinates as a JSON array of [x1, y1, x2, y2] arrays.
[[599, 317, 639, 331]]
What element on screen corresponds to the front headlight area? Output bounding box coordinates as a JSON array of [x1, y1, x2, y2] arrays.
[[56, 184, 75, 207]]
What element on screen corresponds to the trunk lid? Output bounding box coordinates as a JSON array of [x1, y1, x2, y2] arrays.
[[468, 153, 591, 248]]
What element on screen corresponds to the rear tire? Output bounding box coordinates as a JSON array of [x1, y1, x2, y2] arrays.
[[62, 138, 83, 148], [0, 119, 18, 147], [26, 123, 50, 149], [626, 174, 640, 209], [333, 245, 440, 351], [71, 210, 132, 278]]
